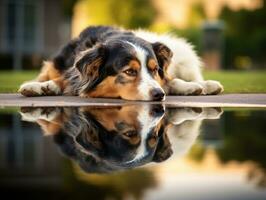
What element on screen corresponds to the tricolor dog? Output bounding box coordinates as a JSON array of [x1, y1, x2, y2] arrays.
[[20, 105, 168, 172], [20, 105, 223, 173], [19, 26, 223, 101]]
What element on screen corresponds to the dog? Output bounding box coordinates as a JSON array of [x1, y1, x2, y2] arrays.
[[20, 105, 223, 173], [18, 26, 223, 101]]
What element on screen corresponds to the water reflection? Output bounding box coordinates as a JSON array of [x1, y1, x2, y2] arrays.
[[1, 107, 266, 199], [217, 111, 266, 188], [19, 105, 223, 173]]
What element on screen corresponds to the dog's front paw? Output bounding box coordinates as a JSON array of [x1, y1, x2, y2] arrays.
[[185, 83, 204, 95], [202, 80, 224, 95], [169, 79, 203, 95], [19, 81, 61, 97], [20, 107, 60, 122], [201, 107, 223, 119], [19, 82, 43, 96]]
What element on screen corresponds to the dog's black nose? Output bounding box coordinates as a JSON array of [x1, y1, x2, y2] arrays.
[[150, 88, 165, 101], [150, 105, 165, 117]]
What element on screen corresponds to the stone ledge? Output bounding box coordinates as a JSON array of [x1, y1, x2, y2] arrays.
[[0, 93, 265, 108]]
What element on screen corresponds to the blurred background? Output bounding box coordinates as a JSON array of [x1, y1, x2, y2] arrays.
[[0, 0, 266, 93]]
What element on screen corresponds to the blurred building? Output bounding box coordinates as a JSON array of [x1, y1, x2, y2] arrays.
[[0, 113, 63, 188], [0, 0, 71, 70]]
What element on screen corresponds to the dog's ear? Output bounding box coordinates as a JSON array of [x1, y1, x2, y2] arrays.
[[152, 42, 173, 79], [152, 126, 173, 162], [75, 44, 106, 79], [53, 131, 78, 159], [76, 125, 103, 153]]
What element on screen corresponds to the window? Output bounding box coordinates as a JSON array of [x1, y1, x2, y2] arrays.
[[5, 0, 38, 52]]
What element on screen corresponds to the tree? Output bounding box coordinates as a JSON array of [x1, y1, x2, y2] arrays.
[[220, 0, 266, 69], [76, 0, 156, 29]]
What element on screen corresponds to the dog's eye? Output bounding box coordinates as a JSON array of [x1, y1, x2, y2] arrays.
[[123, 130, 137, 137], [124, 69, 137, 76], [151, 66, 159, 74]]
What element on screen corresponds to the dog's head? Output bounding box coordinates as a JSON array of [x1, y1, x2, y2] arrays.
[[54, 105, 173, 173], [75, 38, 173, 101]]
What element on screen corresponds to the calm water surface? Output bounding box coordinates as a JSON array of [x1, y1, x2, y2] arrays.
[[0, 105, 265, 200]]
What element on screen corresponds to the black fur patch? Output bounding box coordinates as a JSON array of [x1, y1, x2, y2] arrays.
[[115, 74, 132, 84], [152, 42, 173, 79]]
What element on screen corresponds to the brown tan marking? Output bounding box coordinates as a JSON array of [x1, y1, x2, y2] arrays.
[[85, 75, 144, 100], [147, 58, 167, 87], [53, 77, 68, 92], [84, 76, 120, 98], [38, 61, 68, 92], [37, 61, 62, 82], [128, 60, 141, 70], [83, 57, 102, 78], [37, 118, 62, 136], [87, 106, 142, 145], [147, 59, 157, 71], [152, 42, 173, 86]]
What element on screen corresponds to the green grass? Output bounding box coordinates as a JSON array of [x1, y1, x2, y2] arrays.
[[203, 70, 266, 93], [0, 70, 38, 93], [0, 70, 265, 93]]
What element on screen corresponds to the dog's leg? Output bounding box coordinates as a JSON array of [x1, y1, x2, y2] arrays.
[[20, 107, 63, 135], [165, 107, 222, 158], [168, 120, 202, 143], [167, 107, 223, 125], [19, 79, 62, 97], [166, 61, 223, 95], [166, 107, 202, 125], [198, 80, 224, 95], [18, 60, 66, 97], [20, 107, 61, 122], [166, 115, 203, 158], [167, 78, 204, 95], [197, 107, 223, 120]]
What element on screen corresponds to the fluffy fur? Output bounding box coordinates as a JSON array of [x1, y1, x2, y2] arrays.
[[19, 26, 223, 101]]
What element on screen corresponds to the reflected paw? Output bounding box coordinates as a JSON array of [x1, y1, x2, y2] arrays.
[[167, 107, 203, 125], [201, 107, 223, 119], [20, 107, 60, 122]]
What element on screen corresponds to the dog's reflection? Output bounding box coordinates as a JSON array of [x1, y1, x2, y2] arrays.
[[20, 105, 223, 173]]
